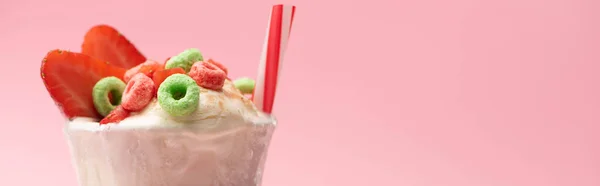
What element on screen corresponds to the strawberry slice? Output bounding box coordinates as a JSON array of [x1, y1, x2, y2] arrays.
[[99, 106, 130, 124], [41, 49, 127, 119], [82, 25, 146, 69], [152, 68, 186, 88]]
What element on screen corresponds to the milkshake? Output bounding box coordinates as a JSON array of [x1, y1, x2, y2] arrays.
[[39, 18, 290, 185], [66, 80, 276, 186]]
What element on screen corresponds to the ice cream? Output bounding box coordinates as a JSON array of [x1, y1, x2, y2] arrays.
[[66, 48, 275, 185], [62, 54, 276, 186], [40, 24, 277, 186]]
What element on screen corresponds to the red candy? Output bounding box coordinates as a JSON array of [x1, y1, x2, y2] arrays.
[[124, 60, 162, 82], [121, 73, 155, 111], [152, 67, 186, 88], [206, 59, 228, 75], [188, 61, 227, 90], [100, 106, 130, 124]]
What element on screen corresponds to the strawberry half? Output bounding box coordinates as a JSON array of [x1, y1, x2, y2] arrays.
[[41, 50, 127, 119], [82, 25, 146, 69]]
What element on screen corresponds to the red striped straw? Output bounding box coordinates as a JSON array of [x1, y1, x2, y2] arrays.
[[253, 4, 296, 114]]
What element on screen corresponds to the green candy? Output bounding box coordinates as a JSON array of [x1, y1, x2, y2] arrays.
[[157, 74, 200, 116], [93, 76, 126, 116], [233, 77, 255, 94], [165, 48, 204, 72]]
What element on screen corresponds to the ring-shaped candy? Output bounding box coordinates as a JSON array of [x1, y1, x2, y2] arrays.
[[157, 74, 200, 116], [233, 77, 255, 94], [121, 73, 155, 112], [92, 76, 126, 116], [165, 48, 203, 72], [188, 61, 227, 90]]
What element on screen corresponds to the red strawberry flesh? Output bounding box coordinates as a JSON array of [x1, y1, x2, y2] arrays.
[[41, 49, 126, 119], [82, 25, 146, 69]]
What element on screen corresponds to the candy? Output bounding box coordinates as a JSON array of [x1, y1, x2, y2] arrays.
[[188, 61, 227, 90], [158, 74, 200, 116], [92, 76, 126, 116], [99, 106, 130, 124], [165, 48, 203, 72], [206, 58, 228, 75], [233, 77, 255, 94], [121, 73, 155, 111], [152, 67, 186, 88], [124, 60, 162, 82]]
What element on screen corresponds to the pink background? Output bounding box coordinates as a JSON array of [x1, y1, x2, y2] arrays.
[[1, 0, 599, 185]]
